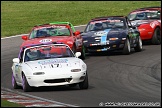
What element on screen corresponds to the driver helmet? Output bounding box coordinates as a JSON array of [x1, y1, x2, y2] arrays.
[[27, 50, 38, 59], [94, 22, 103, 30]]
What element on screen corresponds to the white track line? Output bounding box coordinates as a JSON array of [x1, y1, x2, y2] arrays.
[[1, 87, 79, 107]]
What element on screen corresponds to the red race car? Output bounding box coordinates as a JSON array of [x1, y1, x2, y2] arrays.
[[128, 7, 161, 45], [20, 22, 86, 60]]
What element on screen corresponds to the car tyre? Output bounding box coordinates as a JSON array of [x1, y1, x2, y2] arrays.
[[79, 45, 86, 60], [12, 73, 20, 89], [72, 45, 76, 54], [151, 28, 161, 45], [134, 36, 142, 52], [22, 73, 32, 92], [122, 38, 131, 55], [79, 72, 89, 89]]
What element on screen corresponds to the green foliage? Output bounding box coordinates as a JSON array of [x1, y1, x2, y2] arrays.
[[1, 1, 160, 37], [1, 99, 24, 107]]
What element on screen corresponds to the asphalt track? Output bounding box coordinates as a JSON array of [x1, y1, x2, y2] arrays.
[[1, 26, 161, 107]]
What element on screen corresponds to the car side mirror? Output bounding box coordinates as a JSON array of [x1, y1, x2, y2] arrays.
[[22, 35, 28, 40], [75, 52, 81, 58], [74, 30, 81, 36], [132, 26, 136, 29], [13, 58, 20, 63]]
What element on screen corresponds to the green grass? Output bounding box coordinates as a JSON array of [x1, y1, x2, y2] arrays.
[[1, 1, 160, 37], [1, 99, 25, 107]]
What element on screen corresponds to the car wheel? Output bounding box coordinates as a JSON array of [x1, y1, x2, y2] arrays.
[[151, 28, 161, 45], [72, 45, 76, 54], [22, 73, 32, 92], [79, 45, 86, 60], [134, 36, 142, 52], [122, 38, 131, 55], [79, 72, 89, 89], [69, 83, 77, 87], [12, 73, 20, 89]]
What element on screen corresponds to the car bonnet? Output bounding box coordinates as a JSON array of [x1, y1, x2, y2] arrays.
[[24, 58, 82, 71], [82, 29, 122, 42]]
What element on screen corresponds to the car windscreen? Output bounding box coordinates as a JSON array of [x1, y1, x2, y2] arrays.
[[29, 25, 71, 39], [128, 10, 161, 20], [23, 45, 74, 62], [85, 18, 126, 32]]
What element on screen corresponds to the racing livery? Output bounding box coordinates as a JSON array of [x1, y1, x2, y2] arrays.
[[128, 7, 161, 44], [11, 43, 88, 92], [81, 16, 142, 54], [21, 22, 86, 60]]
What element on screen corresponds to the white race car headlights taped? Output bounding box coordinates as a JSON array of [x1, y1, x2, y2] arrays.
[[33, 72, 45, 75], [71, 69, 81, 72], [67, 41, 73, 44]]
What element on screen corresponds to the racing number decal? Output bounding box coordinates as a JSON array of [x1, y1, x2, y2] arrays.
[[39, 39, 52, 43]]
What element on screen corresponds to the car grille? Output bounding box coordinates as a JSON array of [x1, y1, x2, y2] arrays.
[[88, 45, 110, 49], [44, 78, 72, 83]]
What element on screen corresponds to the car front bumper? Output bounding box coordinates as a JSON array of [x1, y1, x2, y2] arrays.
[[26, 71, 86, 87], [84, 39, 126, 52]]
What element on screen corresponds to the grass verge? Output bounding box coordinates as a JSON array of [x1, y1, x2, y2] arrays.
[[1, 1, 160, 37], [1, 99, 24, 107]]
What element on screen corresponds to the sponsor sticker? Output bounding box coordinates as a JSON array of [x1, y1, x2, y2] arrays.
[[38, 59, 68, 65], [94, 31, 107, 36], [39, 39, 52, 43]]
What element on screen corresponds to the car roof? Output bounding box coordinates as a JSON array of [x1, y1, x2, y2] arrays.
[[22, 42, 65, 49], [33, 23, 70, 30], [136, 6, 161, 10], [90, 16, 127, 22], [129, 6, 161, 13], [33, 22, 76, 32]]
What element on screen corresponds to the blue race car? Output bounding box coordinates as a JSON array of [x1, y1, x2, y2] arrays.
[[81, 16, 143, 54]]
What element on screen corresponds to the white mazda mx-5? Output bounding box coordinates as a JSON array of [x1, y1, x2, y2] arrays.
[[11, 43, 88, 92]]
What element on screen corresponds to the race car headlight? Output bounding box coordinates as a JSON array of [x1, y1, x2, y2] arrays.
[[139, 28, 145, 31], [83, 40, 88, 43], [109, 38, 119, 41], [67, 41, 73, 44], [33, 72, 45, 75], [71, 69, 81, 72]]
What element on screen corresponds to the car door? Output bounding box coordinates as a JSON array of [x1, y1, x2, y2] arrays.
[[15, 50, 24, 83], [13, 62, 22, 83]]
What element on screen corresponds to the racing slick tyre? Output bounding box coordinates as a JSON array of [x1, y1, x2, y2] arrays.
[[151, 27, 161, 45], [79, 45, 86, 60], [79, 72, 89, 89], [22, 73, 32, 92], [122, 38, 131, 55], [12, 73, 20, 89], [134, 36, 142, 52]]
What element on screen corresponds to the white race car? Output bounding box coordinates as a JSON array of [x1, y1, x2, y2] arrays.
[[11, 43, 88, 92]]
